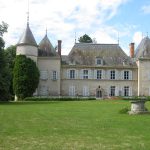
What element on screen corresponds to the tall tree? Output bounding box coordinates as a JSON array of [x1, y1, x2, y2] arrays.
[[5, 45, 16, 97], [13, 55, 39, 100], [78, 34, 93, 43], [0, 22, 10, 101]]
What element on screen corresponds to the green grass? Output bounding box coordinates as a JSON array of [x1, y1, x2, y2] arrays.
[[0, 100, 150, 150]]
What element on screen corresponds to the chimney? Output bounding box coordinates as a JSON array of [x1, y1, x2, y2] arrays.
[[58, 40, 62, 57], [129, 43, 134, 58]]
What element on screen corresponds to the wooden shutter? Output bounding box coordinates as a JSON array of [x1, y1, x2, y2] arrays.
[[129, 70, 132, 80], [102, 70, 105, 79], [94, 70, 97, 79], [129, 87, 132, 96]]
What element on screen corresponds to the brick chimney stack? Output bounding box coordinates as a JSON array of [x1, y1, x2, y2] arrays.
[[58, 40, 62, 57], [129, 43, 134, 58]]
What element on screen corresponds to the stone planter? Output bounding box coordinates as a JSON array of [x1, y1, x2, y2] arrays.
[[129, 100, 149, 115]]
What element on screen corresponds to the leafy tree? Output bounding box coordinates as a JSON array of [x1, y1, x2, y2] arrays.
[[78, 34, 93, 43], [5, 45, 16, 97], [13, 55, 39, 100], [0, 22, 11, 101]]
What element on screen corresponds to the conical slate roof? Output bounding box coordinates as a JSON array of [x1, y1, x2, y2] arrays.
[[38, 34, 56, 56], [18, 24, 37, 46], [135, 36, 150, 58]]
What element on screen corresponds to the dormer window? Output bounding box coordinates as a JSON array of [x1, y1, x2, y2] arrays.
[[96, 58, 103, 65]]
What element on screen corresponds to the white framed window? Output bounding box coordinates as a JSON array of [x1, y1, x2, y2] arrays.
[[97, 70, 102, 79], [69, 70, 75, 79], [122, 70, 132, 80], [69, 86, 76, 96], [110, 86, 115, 96], [83, 70, 88, 79], [52, 71, 57, 80], [124, 71, 129, 80], [110, 70, 115, 79], [96, 58, 103, 65], [83, 86, 89, 97], [124, 86, 129, 96], [40, 70, 48, 80]]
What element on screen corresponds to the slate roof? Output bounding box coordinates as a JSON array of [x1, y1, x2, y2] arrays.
[[18, 24, 37, 46], [63, 43, 135, 66], [135, 36, 150, 58], [38, 34, 56, 56]]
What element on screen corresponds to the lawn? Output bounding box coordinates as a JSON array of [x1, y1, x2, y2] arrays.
[[0, 100, 150, 150]]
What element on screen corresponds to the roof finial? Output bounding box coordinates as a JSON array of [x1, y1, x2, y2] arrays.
[[27, 0, 30, 25], [75, 31, 77, 44], [46, 27, 47, 36], [117, 32, 120, 45]]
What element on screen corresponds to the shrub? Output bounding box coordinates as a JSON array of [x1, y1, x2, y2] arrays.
[[119, 107, 129, 114], [24, 97, 96, 101], [13, 55, 39, 100]]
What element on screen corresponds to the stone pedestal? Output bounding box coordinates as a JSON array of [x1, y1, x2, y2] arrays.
[[129, 100, 149, 115]]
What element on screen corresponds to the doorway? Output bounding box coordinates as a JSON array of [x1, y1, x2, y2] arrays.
[[96, 90, 102, 98]]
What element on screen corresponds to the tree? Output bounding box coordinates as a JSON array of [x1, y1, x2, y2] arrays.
[[78, 34, 93, 43], [13, 55, 39, 100], [5, 45, 16, 97], [0, 22, 11, 101]]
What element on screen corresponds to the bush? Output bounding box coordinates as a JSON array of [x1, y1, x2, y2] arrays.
[[119, 107, 129, 114], [24, 97, 96, 101], [13, 55, 39, 100]]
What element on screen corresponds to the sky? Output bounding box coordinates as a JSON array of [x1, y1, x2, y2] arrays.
[[1, 0, 150, 55]]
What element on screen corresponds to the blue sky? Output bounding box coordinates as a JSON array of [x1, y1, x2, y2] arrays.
[[1, 0, 150, 55]]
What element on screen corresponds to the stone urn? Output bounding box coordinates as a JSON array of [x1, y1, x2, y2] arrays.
[[129, 99, 149, 115]]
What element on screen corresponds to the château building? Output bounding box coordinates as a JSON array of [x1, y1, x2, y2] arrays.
[[16, 22, 150, 98]]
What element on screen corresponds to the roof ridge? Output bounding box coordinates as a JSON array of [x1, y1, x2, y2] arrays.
[[75, 43, 119, 45]]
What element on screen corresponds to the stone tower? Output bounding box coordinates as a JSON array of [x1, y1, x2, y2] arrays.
[[15, 23, 38, 100], [16, 23, 38, 63], [135, 36, 150, 96]]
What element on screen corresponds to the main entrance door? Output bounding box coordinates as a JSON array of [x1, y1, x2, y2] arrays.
[[96, 90, 102, 98]]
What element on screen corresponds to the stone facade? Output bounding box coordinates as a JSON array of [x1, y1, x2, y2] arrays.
[[16, 24, 150, 98]]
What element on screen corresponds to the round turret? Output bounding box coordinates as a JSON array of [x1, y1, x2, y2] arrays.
[[16, 24, 38, 62]]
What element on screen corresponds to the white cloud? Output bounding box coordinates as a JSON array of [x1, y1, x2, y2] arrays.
[[132, 31, 143, 47], [0, 0, 129, 54], [142, 5, 150, 14]]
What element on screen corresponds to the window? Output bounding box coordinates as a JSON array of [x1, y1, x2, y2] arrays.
[[97, 70, 102, 79], [40, 71, 48, 80], [110, 86, 115, 96], [69, 86, 75, 96], [83, 86, 89, 96], [124, 86, 129, 96], [110, 70, 115, 79], [52, 71, 57, 80], [96, 58, 102, 65], [69, 70, 75, 79], [124, 71, 129, 80], [96, 58, 103, 65], [83, 70, 88, 79]]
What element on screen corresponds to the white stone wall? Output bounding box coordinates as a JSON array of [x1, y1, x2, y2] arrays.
[[17, 45, 38, 56], [61, 67, 138, 97], [37, 57, 61, 96], [16, 45, 38, 63], [137, 58, 150, 96]]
